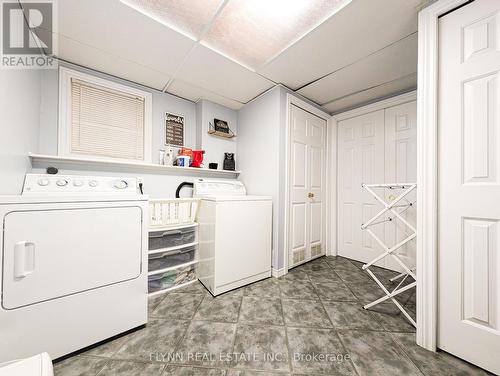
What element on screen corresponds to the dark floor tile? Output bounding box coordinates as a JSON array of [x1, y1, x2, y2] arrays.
[[322, 301, 383, 331], [306, 269, 343, 284], [367, 303, 416, 333], [231, 325, 289, 372], [312, 281, 357, 302], [53, 356, 108, 376], [243, 278, 280, 298], [193, 294, 242, 323], [334, 267, 373, 284], [164, 365, 227, 375], [345, 281, 385, 302], [98, 360, 164, 375], [148, 294, 166, 315], [286, 327, 356, 375], [391, 333, 490, 376], [114, 319, 189, 362], [282, 299, 332, 328], [279, 268, 310, 282], [338, 329, 422, 376], [279, 279, 319, 300], [324, 256, 356, 269], [296, 258, 331, 272], [81, 334, 130, 358], [226, 371, 289, 376], [176, 281, 210, 295], [173, 321, 236, 367], [152, 293, 204, 320], [239, 297, 284, 325]]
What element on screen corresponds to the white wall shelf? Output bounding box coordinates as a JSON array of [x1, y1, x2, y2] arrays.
[[29, 153, 241, 178]]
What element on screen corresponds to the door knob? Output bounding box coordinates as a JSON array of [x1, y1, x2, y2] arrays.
[[308, 192, 315, 199]]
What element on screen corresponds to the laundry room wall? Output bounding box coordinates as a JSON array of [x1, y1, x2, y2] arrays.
[[238, 86, 328, 272], [196, 99, 238, 170], [31, 62, 236, 198], [0, 69, 42, 195]]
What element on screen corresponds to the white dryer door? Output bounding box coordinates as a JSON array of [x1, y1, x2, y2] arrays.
[[2, 207, 143, 309]]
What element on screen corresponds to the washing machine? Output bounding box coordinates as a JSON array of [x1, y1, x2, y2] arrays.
[[0, 174, 148, 362], [194, 179, 272, 296]]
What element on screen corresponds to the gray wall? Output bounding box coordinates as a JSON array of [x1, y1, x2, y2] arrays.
[[197, 99, 238, 170], [0, 69, 41, 194], [2, 62, 237, 198], [238, 87, 281, 268]]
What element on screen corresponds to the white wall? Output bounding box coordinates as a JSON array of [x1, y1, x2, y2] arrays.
[[0, 62, 240, 198], [0, 70, 41, 195], [197, 99, 238, 170], [238, 87, 281, 268]]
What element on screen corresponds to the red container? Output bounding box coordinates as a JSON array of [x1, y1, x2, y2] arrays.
[[191, 150, 205, 168]]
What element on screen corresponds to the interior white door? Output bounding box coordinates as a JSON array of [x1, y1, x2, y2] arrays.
[[289, 104, 327, 268], [384, 102, 417, 271], [337, 110, 385, 265], [438, 0, 500, 373]]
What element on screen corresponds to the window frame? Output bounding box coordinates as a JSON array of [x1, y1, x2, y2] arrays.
[[58, 66, 153, 163]]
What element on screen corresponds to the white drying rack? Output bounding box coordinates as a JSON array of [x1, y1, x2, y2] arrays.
[[360, 182, 417, 327]]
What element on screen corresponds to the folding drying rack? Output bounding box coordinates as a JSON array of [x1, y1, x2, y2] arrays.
[[360, 183, 417, 327]]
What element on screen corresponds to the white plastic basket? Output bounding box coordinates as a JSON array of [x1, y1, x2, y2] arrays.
[[149, 198, 199, 228]]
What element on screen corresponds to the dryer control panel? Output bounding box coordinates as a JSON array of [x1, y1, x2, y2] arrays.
[[22, 174, 139, 196]]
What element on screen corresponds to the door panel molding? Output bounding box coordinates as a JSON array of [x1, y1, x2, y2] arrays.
[[417, 0, 489, 353]]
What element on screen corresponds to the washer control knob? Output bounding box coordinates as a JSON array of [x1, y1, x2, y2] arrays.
[[88, 180, 99, 187], [73, 180, 84, 187], [38, 178, 49, 186], [56, 179, 68, 187], [114, 180, 128, 189]]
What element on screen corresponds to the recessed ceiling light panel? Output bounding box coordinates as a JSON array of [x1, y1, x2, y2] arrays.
[[201, 0, 352, 70], [121, 0, 224, 40]]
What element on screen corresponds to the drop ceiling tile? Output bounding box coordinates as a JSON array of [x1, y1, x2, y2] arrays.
[[54, 0, 194, 77], [174, 44, 275, 103], [298, 33, 417, 104], [324, 73, 417, 114], [121, 0, 224, 40], [168, 79, 244, 110], [58, 35, 169, 91], [258, 0, 422, 89], [202, 0, 351, 70]]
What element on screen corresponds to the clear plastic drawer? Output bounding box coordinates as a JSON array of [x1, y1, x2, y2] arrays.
[[148, 227, 196, 250], [149, 246, 196, 272], [148, 264, 196, 293]]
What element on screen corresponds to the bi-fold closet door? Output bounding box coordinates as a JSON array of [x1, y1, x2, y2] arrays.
[[337, 101, 416, 270]]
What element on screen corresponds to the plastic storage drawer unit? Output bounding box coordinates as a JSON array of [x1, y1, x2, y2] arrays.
[[148, 264, 196, 293], [148, 246, 196, 272], [148, 227, 196, 250]]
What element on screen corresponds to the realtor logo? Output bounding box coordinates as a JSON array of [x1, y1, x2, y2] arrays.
[[1, 0, 57, 69]]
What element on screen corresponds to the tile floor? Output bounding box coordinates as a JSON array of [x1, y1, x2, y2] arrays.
[[54, 256, 489, 376]]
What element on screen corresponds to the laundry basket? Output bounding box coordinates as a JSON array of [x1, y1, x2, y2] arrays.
[[149, 198, 199, 228]]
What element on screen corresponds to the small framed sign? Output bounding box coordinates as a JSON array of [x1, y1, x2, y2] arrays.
[[165, 112, 184, 146]]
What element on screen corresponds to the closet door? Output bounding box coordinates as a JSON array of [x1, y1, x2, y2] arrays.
[[288, 104, 327, 268], [384, 102, 417, 271], [337, 110, 385, 265]]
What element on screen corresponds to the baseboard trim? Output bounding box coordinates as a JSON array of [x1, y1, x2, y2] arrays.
[[272, 267, 286, 278]]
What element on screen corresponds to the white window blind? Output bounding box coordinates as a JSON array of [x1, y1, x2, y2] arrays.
[[70, 78, 146, 161]]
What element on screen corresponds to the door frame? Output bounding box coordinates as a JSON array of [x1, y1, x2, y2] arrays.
[[284, 94, 332, 274], [416, 0, 472, 352]]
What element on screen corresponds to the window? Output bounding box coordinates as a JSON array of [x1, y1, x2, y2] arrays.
[[58, 67, 152, 162]]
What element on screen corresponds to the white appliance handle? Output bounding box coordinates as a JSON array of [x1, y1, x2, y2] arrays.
[[14, 241, 35, 278]]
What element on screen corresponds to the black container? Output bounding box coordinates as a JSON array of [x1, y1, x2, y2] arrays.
[[209, 163, 218, 169]]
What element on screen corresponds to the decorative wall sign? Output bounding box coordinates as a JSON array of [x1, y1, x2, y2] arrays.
[[165, 112, 184, 146]]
